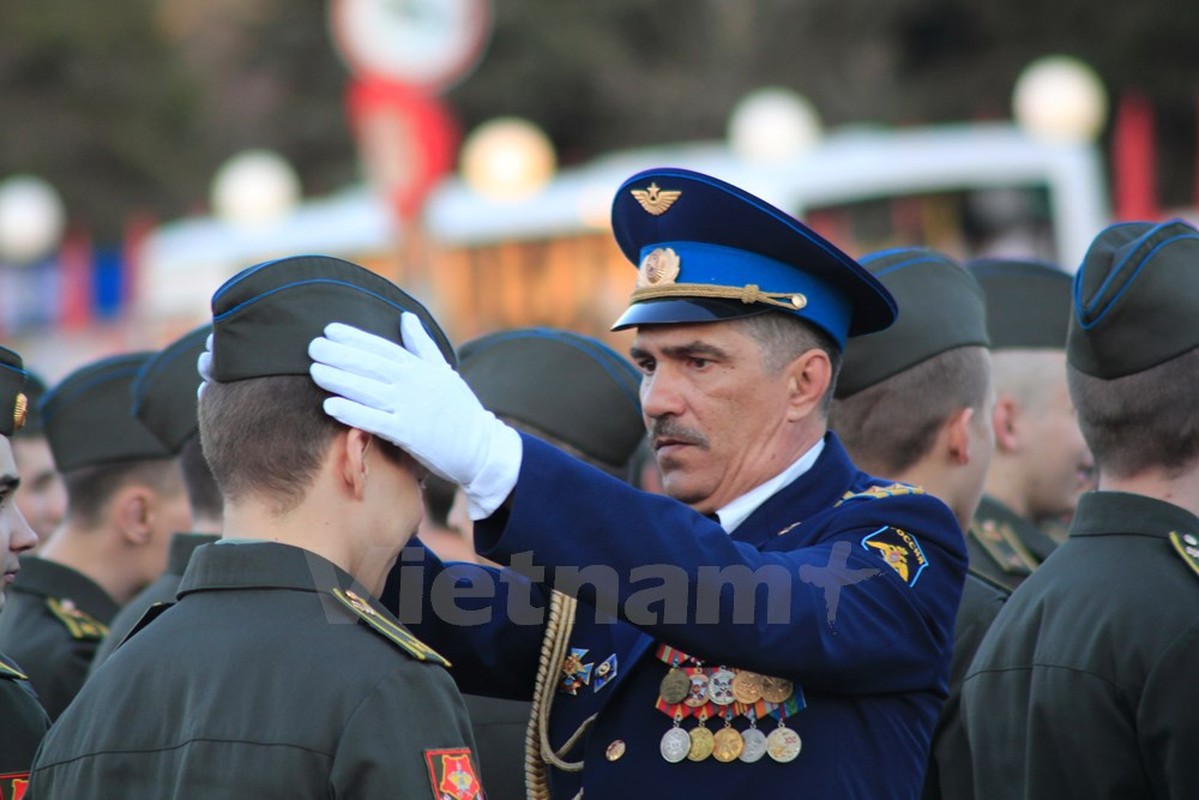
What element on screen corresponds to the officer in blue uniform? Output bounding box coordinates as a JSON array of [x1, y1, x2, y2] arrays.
[[310, 168, 967, 798]]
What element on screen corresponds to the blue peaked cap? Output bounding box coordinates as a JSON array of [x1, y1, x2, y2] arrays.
[[609, 168, 897, 349]]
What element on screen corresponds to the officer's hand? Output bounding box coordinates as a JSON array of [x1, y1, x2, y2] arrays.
[[309, 313, 521, 519]]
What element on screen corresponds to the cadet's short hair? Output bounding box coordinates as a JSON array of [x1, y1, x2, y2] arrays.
[[63, 458, 185, 529], [829, 346, 991, 475], [179, 435, 223, 521], [737, 312, 843, 412], [1067, 347, 1199, 479], [200, 376, 413, 515]]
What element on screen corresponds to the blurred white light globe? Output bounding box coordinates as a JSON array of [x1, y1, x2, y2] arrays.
[[728, 88, 823, 164], [0, 175, 67, 264], [1013, 56, 1107, 144], [211, 149, 301, 227], [460, 117, 556, 202]]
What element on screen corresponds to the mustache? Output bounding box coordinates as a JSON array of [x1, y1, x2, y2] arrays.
[[649, 419, 709, 449]]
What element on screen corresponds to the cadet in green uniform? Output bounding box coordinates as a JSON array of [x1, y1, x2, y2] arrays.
[[28, 255, 483, 799], [0, 346, 51, 800], [10, 372, 66, 546], [962, 219, 1199, 798], [0, 353, 192, 719], [89, 325, 222, 674], [964, 259, 1093, 589], [829, 248, 1008, 800], [448, 327, 646, 800]]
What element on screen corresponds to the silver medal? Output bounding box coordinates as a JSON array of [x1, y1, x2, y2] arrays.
[[660, 726, 692, 763], [739, 727, 768, 763]]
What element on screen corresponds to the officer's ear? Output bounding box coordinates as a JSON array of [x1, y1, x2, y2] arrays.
[[111, 482, 155, 545], [785, 348, 832, 422]]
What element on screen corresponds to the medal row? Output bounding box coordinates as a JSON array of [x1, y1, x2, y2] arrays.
[[659, 665, 796, 708], [659, 722, 803, 764]]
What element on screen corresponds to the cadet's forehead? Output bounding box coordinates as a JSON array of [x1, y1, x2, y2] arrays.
[[0, 436, 17, 479]]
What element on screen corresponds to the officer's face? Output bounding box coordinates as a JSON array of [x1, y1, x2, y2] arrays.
[[632, 321, 805, 514], [0, 437, 38, 612], [11, 434, 66, 544]]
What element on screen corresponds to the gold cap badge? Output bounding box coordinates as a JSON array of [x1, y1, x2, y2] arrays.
[[630, 182, 682, 216], [637, 247, 681, 288], [13, 392, 26, 432]]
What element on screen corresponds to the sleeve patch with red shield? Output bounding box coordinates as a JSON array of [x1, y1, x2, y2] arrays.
[[424, 748, 484, 800], [0, 772, 30, 800]]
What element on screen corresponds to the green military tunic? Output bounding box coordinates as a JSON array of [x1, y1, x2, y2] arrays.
[[88, 532, 219, 675], [0, 557, 117, 720], [966, 495, 1058, 590], [0, 653, 51, 800], [962, 491, 1199, 798], [27, 541, 483, 800], [921, 571, 1007, 800]]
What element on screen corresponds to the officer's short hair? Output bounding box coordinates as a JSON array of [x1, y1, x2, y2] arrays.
[[179, 435, 222, 521], [1067, 346, 1199, 479], [62, 458, 185, 529], [200, 375, 412, 515], [829, 346, 991, 475], [737, 312, 843, 412]]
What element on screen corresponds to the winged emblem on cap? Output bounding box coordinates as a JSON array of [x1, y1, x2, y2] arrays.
[[630, 183, 682, 216]]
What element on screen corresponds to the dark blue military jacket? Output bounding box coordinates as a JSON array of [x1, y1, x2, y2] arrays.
[[391, 433, 965, 799]]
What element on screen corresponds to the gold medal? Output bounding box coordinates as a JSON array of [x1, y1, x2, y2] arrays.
[[759, 675, 794, 704], [731, 670, 763, 705], [687, 725, 715, 761], [712, 726, 745, 763], [765, 726, 802, 763], [739, 727, 768, 763], [659, 668, 690, 704], [660, 726, 691, 763]]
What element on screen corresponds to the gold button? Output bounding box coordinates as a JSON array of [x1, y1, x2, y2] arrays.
[[605, 739, 626, 761], [791, 294, 807, 309]]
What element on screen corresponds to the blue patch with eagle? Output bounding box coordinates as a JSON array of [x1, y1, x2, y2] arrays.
[[860, 526, 929, 587]]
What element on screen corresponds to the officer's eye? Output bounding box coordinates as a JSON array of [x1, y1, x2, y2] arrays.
[[636, 358, 656, 374]]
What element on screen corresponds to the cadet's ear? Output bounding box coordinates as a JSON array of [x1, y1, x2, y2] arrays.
[[340, 428, 373, 500], [785, 348, 832, 422], [992, 395, 1020, 453], [945, 407, 976, 465], [112, 483, 155, 545]]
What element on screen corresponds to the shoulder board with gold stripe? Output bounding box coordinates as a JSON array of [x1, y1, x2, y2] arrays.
[[837, 482, 925, 506], [0, 659, 29, 681], [1169, 531, 1199, 580], [331, 587, 450, 668], [46, 598, 109, 641]]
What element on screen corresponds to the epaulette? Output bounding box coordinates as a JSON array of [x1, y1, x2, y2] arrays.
[[0, 659, 28, 681], [969, 519, 1037, 575], [46, 598, 108, 641], [837, 482, 925, 505], [332, 587, 450, 667], [1169, 531, 1199, 580]]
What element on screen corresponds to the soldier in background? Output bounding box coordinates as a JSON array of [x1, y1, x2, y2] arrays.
[[963, 219, 1199, 798], [965, 259, 1093, 589], [9, 372, 66, 548], [0, 346, 51, 800], [28, 255, 482, 799], [829, 248, 1007, 800], [0, 353, 192, 718], [89, 325, 222, 674]]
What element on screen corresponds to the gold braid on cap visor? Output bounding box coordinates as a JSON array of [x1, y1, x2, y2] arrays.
[[629, 282, 808, 310]]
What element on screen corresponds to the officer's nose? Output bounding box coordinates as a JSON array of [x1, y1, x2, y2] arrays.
[[640, 369, 684, 420]]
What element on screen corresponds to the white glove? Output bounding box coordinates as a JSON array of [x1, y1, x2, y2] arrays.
[[196, 332, 214, 399], [308, 313, 522, 520]]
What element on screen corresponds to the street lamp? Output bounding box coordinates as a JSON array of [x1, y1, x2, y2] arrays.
[[0, 175, 66, 264], [1013, 56, 1108, 144], [728, 87, 823, 164], [210, 149, 301, 228], [460, 117, 556, 202]]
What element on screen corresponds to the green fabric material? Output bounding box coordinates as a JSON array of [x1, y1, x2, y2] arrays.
[[132, 324, 210, 451], [968, 258, 1072, 351]]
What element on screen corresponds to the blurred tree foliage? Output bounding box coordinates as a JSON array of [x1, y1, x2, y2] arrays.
[[1, 0, 1197, 241]]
